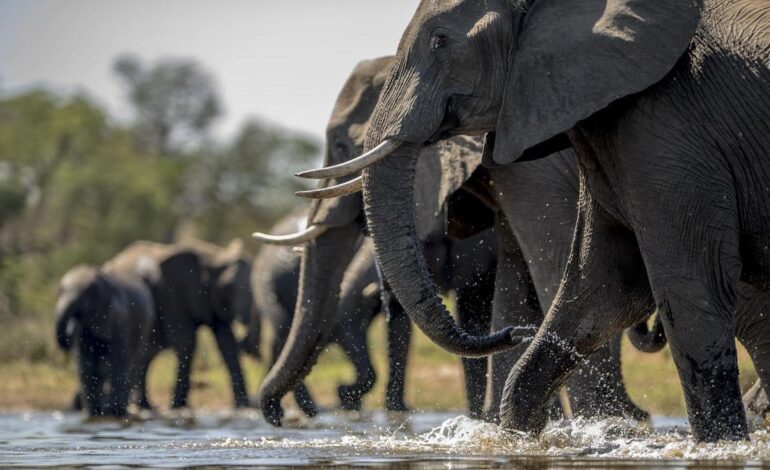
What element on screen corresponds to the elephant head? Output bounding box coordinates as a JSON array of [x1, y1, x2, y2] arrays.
[[55, 265, 114, 348], [255, 56, 513, 426], [299, 0, 701, 431]]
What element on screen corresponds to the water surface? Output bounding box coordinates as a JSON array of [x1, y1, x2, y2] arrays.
[[2, 410, 769, 468]]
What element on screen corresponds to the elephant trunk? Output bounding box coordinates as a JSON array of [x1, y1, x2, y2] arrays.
[[257, 224, 362, 426], [500, 332, 579, 434], [55, 297, 77, 351], [627, 315, 667, 353], [362, 146, 518, 357]]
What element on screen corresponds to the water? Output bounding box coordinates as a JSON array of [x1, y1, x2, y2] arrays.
[[2, 410, 769, 468]]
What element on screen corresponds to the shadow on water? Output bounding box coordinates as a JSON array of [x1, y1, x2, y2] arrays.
[[1, 410, 769, 468]]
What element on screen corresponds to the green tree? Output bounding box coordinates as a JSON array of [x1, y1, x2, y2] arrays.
[[114, 55, 221, 155], [181, 119, 319, 242], [0, 90, 183, 360]]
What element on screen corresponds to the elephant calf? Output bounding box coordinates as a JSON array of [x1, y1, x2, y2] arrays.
[[105, 239, 254, 409], [55, 265, 154, 417]]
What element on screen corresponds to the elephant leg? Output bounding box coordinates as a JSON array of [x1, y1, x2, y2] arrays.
[[336, 323, 377, 411], [566, 335, 649, 421], [456, 271, 494, 419], [636, 192, 746, 441], [72, 392, 84, 411], [270, 321, 318, 417], [734, 282, 770, 418], [211, 321, 250, 408], [171, 330, 197, 409], [485, 216, 544, 422], [385, 297, 411, 411], [107, 341, 131, 417], [77, 340, 105, 417], [500, 185, 653, 436]]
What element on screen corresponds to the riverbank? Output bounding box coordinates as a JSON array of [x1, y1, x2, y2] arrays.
[[0, 318, 758, 416]]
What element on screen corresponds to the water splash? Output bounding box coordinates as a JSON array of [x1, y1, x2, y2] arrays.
[[2, 411, 770, 466]]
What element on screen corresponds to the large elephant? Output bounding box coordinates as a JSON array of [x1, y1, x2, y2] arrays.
[[55, 265, 154, 417], [306, 0, 770, 441], [105, 239, 254, 409], [252, 209, 409, 415], [257, 56, 646, 425]]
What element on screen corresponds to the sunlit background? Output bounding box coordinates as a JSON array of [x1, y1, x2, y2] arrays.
[[0, 0, 420, 139], [0, 0, 756, 417]]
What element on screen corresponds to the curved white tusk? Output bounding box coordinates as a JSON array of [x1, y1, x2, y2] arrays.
[[295, 176, 363, 199], [252, 225, 327, 246], [295, 140, 402, 179]]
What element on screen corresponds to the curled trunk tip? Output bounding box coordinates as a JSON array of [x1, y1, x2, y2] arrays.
[[363, 148, 523, 359]]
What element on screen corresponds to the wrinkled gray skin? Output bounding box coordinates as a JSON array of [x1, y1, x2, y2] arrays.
[[631, 289, 770, 420], [55, 265, 154, 417], [261, 56, 647, 425], [106, 239, 253, 409], [257, 57, 513, 426], [360, 0, 770, 441], [447, 150, 648, 422], [252, 211, 395, 415], [257, 198, 500, 423]]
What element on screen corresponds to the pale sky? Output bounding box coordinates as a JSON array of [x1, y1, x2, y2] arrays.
[[0, 0, 420, 140]]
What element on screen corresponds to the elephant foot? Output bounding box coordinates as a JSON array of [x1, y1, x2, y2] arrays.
[[234, 396, 251, 409], [338, 385, 364, 411], [481, 410, 500, 424], [111, 410, 129, 419], [72, 393, 84, 411], [171, 397, 189, 409], [386, 399, 410, 412], [296, 398, 319, 418], [623, 402, 650, 422], [138, 396, 154, 411], [260, 397, 284, 426]]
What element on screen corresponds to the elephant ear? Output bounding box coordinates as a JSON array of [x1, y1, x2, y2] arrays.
[[414, 135, 484, 239], [491, 0, 701, 164], [308, 57, 394, 228]]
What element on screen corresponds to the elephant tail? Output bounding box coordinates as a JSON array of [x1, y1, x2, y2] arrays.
[[627, 315, 667, 353], [55, 308, 75, 351]]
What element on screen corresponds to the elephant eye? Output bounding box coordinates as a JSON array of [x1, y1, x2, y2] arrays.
[[431, 33, 448, 52]]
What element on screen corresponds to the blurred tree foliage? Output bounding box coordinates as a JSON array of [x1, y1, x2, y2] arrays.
[[0, 57, 319, 362]]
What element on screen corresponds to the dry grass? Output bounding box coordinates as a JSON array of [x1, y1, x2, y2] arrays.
[[0, 317, 758, 417]]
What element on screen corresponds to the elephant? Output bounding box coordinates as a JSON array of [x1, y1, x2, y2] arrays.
[[256, 56, 647, 425], [105, 239, 254, 409], [55, 265, 154, 417], [307, 0, 770, 442], [630, 295, 770, 421], [252, 209, 397, 415], [255, 200, 499, 421]]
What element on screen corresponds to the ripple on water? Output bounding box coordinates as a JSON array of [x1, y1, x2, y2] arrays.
[[1, 411, 770, 467]]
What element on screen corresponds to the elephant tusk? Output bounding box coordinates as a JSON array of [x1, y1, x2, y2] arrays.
[[295, 176, 363, 199], [295, 140, 402, 179], [252, 225, 327, 246]]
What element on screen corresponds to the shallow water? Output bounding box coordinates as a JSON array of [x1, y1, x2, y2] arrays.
[[1, 410, 769, 468]]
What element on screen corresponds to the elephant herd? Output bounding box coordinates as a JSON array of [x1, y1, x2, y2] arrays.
[[56, 0, 769, 444]]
